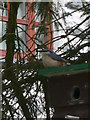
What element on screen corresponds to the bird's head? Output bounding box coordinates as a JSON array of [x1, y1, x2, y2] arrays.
[[36, 48, 51, 56]]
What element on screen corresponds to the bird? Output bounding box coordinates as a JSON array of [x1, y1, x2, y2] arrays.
[[39, 49, 70, 68]]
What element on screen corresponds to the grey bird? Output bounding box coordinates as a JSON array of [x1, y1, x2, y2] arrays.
[[38, 49, 70, 68]]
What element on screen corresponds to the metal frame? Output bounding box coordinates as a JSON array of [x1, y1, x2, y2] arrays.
[[0, 2, 53, 59]]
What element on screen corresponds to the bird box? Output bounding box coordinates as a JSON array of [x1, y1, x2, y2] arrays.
[[38, 63, 90, 119]]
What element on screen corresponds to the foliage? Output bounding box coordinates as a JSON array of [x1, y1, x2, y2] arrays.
[[0, 1, 90, 119]]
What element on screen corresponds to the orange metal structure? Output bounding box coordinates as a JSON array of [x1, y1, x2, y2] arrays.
[[0, 2, 53, 60]]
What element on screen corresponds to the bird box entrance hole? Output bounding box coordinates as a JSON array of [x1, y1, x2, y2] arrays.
[[71, 86, 80, 100]]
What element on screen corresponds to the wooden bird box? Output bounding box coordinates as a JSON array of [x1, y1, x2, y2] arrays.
[[38, 63, 90, 119]]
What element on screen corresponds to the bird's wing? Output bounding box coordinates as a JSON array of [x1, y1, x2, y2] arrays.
[[49, 51, 67, 62]]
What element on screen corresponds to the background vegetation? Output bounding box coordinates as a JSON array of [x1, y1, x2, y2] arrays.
[[0, 1, 90, 119]]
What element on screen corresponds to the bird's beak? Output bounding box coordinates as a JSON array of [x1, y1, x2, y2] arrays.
[[36, 49, 49, 52], [67, 62, 71, 66]]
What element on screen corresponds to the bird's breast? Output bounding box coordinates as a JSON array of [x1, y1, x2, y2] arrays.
[[42, 54, 65, 68]]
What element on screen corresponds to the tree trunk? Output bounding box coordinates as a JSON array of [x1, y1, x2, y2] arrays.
[[5, 3, 31, 119]]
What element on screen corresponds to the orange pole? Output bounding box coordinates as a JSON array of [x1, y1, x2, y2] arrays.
[[27, 2, 35, 55]]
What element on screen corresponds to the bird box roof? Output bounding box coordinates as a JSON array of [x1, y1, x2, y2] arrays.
[[38, 63, 90, 77]]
